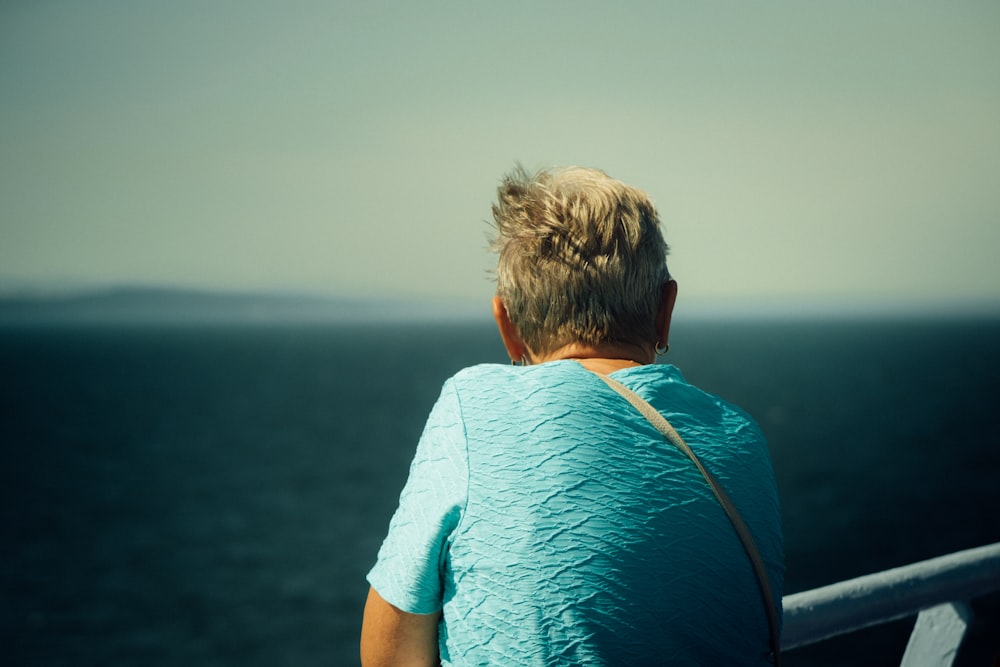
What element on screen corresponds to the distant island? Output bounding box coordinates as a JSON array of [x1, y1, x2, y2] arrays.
[[0, 286, 489, 326], [1, 286, 997, 326]]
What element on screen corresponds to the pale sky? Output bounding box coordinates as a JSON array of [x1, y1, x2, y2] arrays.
[[2, 1, 999, 309]]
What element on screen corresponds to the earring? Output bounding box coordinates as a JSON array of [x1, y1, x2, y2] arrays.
[[510, 355, 528, 366], [654, 341, 670, 356]]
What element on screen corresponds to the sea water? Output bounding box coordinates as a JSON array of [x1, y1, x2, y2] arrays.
[[1, 318, 998, 666]]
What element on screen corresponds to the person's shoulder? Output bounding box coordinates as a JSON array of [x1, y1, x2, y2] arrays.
[[625, 364, 763, 430], [445, 361, 588, 400], [442, 363, 521, 395], [433, 364, 528, 420], [449, 363, 518, 383], [611, 362, 688, 392]]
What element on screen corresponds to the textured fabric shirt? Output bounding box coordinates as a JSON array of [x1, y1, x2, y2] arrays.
[[368, 361, 784, 666]]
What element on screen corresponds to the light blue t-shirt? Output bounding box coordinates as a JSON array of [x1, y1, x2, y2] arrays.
[[368, 361, 784, 666]]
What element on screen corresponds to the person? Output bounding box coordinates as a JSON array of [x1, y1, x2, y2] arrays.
[[361, 165, 784, 666]]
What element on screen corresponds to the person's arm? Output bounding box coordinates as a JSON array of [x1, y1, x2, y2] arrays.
[[360, 586, 441, 667]]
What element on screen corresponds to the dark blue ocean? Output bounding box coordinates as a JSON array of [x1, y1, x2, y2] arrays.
[[2, 317, 999, 666]]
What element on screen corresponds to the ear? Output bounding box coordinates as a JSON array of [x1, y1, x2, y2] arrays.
[[655, 280, 678, 346], [492, 296, 527, 363]]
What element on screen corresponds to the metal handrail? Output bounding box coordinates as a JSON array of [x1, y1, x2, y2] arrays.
[[782, 542, 1000, 663]]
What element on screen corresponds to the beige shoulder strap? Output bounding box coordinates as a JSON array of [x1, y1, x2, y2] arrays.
[[594, 372, 781, 665]]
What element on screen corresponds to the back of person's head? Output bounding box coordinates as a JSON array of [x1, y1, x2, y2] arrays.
[[491, 165, 670, 356]]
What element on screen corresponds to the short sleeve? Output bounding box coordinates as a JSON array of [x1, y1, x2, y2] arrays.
[[366, 379, 469, 614]]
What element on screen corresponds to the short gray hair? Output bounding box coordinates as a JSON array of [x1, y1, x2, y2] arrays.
[[491, 165, 670, 355]]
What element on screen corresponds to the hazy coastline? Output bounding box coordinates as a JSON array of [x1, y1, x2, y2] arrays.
[[1, 286, 998, 327]]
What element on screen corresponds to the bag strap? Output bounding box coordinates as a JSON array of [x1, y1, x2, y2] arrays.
[[594, 372, 782, 665]]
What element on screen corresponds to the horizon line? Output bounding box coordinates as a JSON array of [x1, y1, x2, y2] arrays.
[[1, 283, 999, 323]]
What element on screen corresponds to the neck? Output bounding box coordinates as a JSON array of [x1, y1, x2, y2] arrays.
[[530, 341, 654, 374]]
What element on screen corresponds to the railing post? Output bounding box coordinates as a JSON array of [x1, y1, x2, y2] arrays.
[[899, 601, 972, 667]]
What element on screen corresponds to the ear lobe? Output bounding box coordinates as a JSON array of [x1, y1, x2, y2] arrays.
[[492, 296, 527, 362]]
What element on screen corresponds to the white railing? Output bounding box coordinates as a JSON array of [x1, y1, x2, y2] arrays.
[[781, 542, 1000, 666]]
